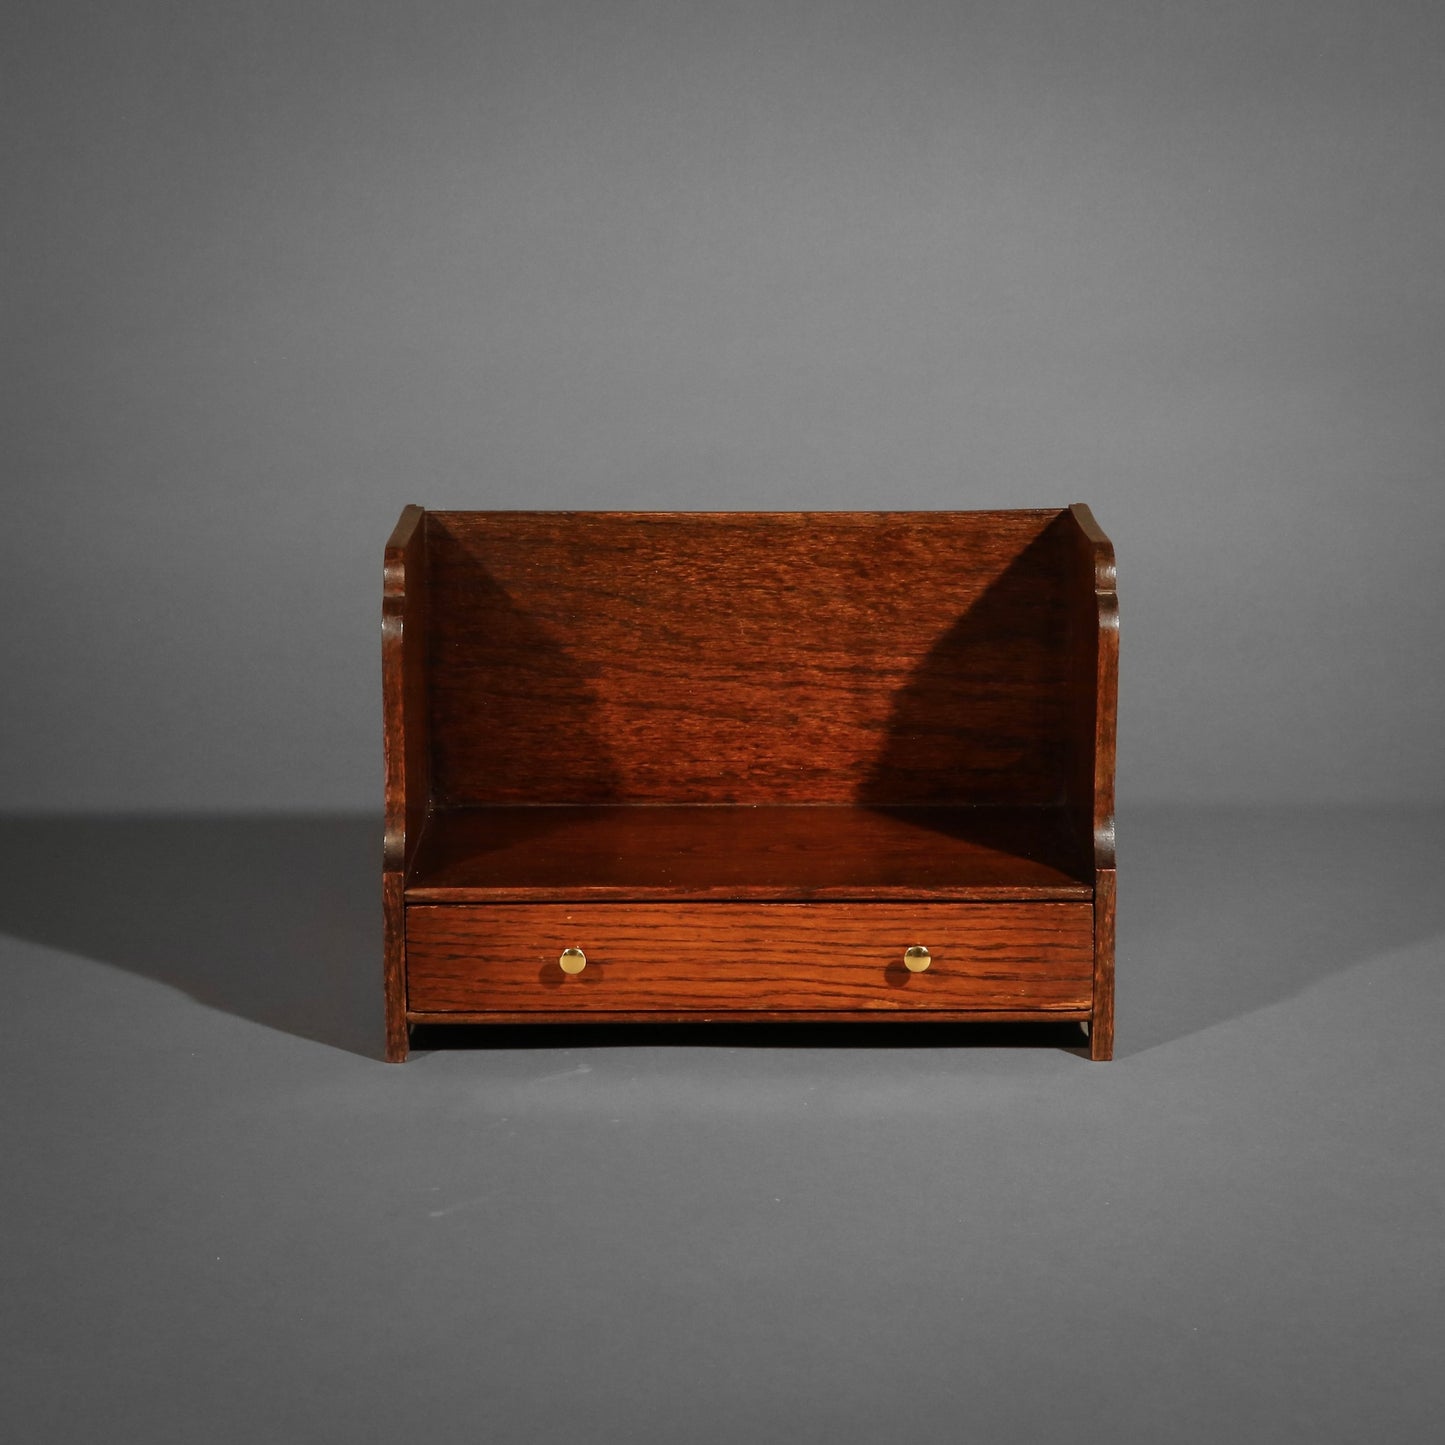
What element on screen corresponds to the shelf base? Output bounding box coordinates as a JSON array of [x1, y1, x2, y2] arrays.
[[405, 804, 1092, 903]]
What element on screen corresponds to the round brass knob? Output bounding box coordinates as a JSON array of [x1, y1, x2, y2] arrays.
[[559, 947, 587, 975], [903, 946, 932, 973]]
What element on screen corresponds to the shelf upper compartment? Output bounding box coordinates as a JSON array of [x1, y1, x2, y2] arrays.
[[405, 805, 1092, 903], [420, 510, 1077, 810]]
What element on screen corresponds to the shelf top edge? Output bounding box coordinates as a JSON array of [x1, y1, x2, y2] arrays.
[[424, 507, 1072, 522], [420, 802, 1081, 813], [404, 886, 1095, 903]]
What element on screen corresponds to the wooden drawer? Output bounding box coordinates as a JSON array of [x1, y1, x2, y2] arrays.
[[404, 902, 1094, 1018]]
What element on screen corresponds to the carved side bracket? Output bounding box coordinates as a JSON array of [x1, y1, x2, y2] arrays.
[[1066, 503, 1118, 873], [382, 504, 428, 875]]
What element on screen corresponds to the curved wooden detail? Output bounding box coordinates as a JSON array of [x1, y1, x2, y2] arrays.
[[1069, 502, 1117, 592], [383, 504, 426, 873], [1064, 503, 1118, 1061], [1068, 503, 1118, 873], [382, 503, 428, 1061]]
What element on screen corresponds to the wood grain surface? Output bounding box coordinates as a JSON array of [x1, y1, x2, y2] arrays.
[[404, 902, 1095, 1014], [405, 1008, 1092, 1026], [1062, 502, 1119, 873], [1091, 867, 1116, 1061], [1061, 503, 1118, 1058], [423, 510, 1072, 806], [383, 504, 429, 875], [382, 504, 428, 1061], [384, 504, 1118, 1059], [405, 804, 1092, 901]]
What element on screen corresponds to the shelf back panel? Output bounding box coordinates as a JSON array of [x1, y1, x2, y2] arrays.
[[425, 510, 1071, 806]]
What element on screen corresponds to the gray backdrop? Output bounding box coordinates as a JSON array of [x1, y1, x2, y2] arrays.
[[4, 5, 1444, 1444], [5, 0, 1442, 811]]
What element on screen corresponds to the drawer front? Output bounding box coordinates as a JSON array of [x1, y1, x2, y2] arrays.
[[405, 903, 1093, 1015]]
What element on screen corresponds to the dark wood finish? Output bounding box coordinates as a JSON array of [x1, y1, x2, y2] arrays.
[[382, 504, 428, 1062], [1091, 868, 1116, 1061], [1060, 503, 1119, 873], [424, 510, 1071, 807], [406, 1008, 1092, 1025], [1058, 503, 1119, 1061], [406, 804, 1091, 902], [380, 506, 1118, 1061], [405, 903, 1095, 1014], [382, 872, 407, 1062]]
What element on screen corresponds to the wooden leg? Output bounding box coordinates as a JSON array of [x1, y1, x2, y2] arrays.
[[1090, 868, 1116, 1061], [383, 872, 409, 1062], [385, 1023, 410, 1064]]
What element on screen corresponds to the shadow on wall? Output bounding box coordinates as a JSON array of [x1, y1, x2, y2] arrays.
[[0, 815, 381, 1059], [1120, 806, 1445, 1055]]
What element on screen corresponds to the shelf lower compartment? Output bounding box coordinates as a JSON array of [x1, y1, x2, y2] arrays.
[[405, 804, 1092, 903], [404, 901, 1095, 1015]]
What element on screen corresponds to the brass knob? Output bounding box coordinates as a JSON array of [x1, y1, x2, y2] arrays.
[[559, 947, 587, 975], [903, 946, 931, 973]]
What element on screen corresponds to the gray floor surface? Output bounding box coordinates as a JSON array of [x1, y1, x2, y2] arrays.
[[2, 806, 1442, 1443]]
